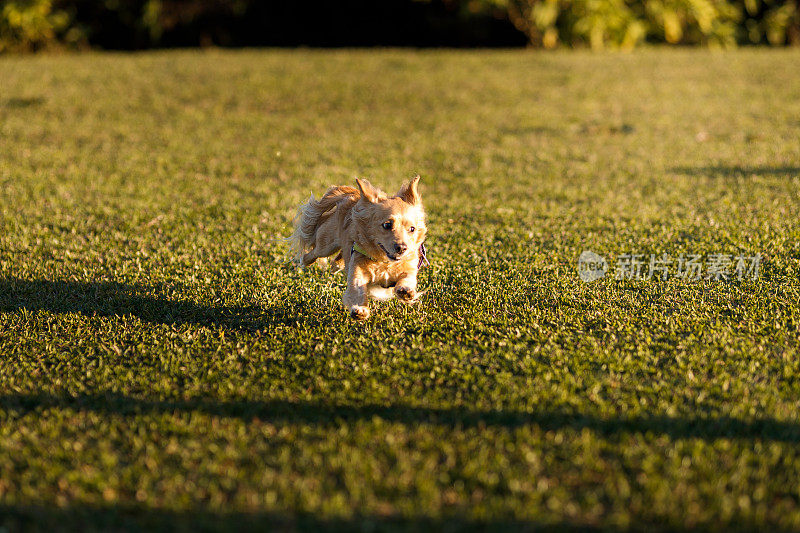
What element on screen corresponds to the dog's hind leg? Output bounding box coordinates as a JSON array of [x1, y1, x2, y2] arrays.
[[288, 186, 356, 266], [302, 242, 340, 267], [330, 251, 345, 273]]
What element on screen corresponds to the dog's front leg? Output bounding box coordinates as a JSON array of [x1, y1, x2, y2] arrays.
[[395, 270, 419, 303], [343, 260, 370, 320]]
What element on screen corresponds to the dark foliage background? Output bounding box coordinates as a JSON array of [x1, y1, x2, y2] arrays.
[[1, 0, 525, 52], [152, 0, 526, 48], [0, 0, 798, 52]]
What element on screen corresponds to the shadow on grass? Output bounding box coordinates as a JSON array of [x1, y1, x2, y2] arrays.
[[1, 397, 798, 533], [2, 391, 799, 443], [3, 503, 797, 533], [672, 165, 800, 178], [0, 504, 603, 533], [2, 96, 46, 109], [0, 278, 315, 331]]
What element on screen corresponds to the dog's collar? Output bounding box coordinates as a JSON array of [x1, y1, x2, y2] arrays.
[[351, 242, 429, 269], [418, 243, 429, 269], [351, 242, 376, 261]]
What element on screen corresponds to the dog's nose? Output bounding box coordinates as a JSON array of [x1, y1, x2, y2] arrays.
[[394, 242, 407, 255]]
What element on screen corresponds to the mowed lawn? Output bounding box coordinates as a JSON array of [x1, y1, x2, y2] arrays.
[[1, 48, 800, 531]]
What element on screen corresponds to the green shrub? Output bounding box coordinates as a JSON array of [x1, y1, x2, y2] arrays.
[[491, 0, 798, 47], [736, 0, 799, 44], [0, 0, 83, 52], [642, 0, 739, 46], [503, 0, 646, 48]]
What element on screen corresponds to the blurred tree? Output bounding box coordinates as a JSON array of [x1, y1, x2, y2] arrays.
[[1, 0, 798, 52]]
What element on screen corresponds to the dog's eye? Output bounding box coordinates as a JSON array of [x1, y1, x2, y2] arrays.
[[409, 226, 415, 233], [382, 221, 392, 230]]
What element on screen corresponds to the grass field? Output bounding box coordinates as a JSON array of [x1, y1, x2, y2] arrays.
[[1, 48, 800, 531]]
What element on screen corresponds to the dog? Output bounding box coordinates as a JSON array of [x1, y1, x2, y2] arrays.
[[289, 176, 428, 320]]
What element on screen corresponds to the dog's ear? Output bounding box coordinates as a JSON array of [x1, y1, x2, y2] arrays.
[[356, 178, 379, 203], [396, 175, 421, 205]]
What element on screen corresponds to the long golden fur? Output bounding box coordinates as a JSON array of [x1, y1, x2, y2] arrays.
[[289, 176, 427, 320]]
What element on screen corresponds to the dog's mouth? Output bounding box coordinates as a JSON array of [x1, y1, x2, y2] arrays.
[[378, 243, 400, 261]]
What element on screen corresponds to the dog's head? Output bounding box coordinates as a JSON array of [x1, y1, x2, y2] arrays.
[[353, 176, 427, 262]]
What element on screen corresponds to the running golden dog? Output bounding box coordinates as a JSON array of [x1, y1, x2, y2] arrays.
[[290, 176, 427, 320]]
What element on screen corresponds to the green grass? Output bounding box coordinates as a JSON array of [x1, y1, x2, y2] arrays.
[[1, 48, 800, 531]]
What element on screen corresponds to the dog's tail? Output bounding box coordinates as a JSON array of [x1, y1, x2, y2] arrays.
[[288, 185, 358, 265]]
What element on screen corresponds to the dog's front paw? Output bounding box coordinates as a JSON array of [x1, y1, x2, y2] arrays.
[[349, 305, 370, 320], [395, 286, 417, 303]]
